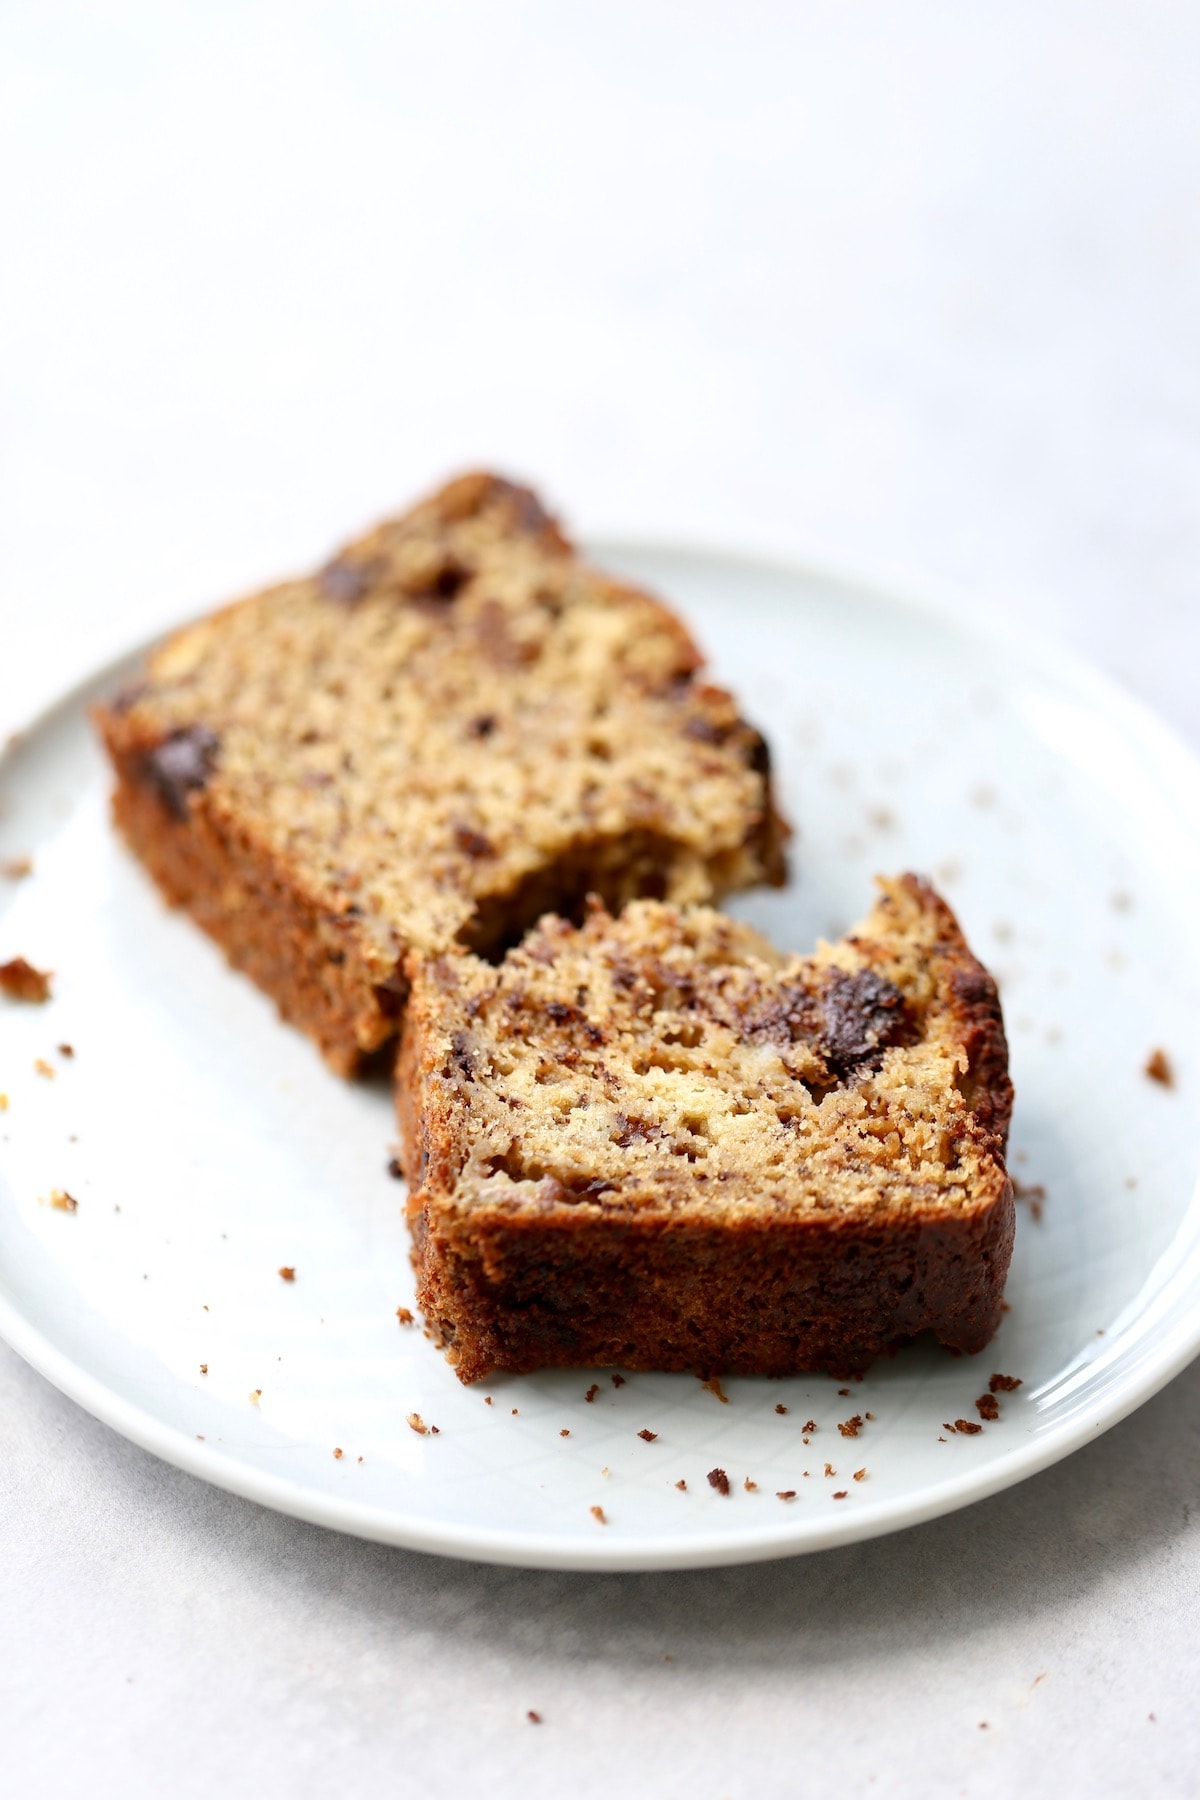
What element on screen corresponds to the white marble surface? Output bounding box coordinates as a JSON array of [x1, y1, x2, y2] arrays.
[[1, 3, 1198, 1794]]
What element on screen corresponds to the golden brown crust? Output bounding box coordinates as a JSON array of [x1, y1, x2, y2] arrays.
[[402, 878, 1014, 1382], [95, 472, 787, 1070], [103, 735, 398, 1073]]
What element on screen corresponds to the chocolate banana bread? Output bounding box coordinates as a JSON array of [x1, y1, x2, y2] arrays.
[[400, 875, 1014, 1382], [96, 474, 787, 1072]]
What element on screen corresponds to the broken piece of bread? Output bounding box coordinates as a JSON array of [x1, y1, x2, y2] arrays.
[[400, 875, 1014, 1382], [96, 473, 786, 1071]]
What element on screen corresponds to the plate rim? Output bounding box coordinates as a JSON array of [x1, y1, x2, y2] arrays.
[[2, 535, 1199, 1571]]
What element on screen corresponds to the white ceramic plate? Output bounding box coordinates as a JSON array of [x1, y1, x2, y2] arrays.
[[2, 543, 1199, 1571]]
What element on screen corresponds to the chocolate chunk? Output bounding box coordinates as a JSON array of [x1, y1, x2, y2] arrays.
[[422, 557, 471, 602], [745, 728, 772, 776], [453, 823, 494, 860], [681, 715, 728, 746], [109, 681, 148, 715], [145, 727, 220, 821], [319, 557, 375, 607], [818, 969, 910, 1079]]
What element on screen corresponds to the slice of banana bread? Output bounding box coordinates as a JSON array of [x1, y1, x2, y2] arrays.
[[96, 473, 787, 1072], [400, 875, 1014, 1382]]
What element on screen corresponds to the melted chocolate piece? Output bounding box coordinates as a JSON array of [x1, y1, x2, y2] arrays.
[[145, 726, 220, 821], [453, 823, 494, 860], [319, 557, 374, 607], [109, 681, 148, 715], [419, 557, 471, 602], [745, 728, 772, 776], [818, 969, 910, 1079]]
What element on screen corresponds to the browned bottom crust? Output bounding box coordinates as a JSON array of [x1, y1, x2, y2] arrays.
[[407, 1185, 1015, 1384]]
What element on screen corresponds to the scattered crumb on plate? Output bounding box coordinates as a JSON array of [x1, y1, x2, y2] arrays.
[[0, 956, 52, 1002]]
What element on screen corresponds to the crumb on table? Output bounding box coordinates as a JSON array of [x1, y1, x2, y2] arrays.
[[706, 1467, 730, 1495], [0, 957, 52, 1002], [1144, 1048, 1175, 1087], [277, 1265, 296, 1282]]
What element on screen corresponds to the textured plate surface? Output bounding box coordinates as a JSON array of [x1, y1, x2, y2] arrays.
[[1, 543, 1199, 1570]]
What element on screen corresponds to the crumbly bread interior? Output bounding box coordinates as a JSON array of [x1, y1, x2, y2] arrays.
[[99, 473, 786, 1005], [404, 875, 1011, 1226]]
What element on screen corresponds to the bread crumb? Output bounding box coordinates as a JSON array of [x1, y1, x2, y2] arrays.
[[707, 1467, 731, 1495], [837, 1387, 851, 1397], [1, 856, 33, 880], [1014, 1179, 1046, 1222], [484, 1396, 492, 1405], [832, 1490, 848, 1499], [527, 1710, 542, 1724], [803, 1420, 816, 1434], [34, 1058, 54, 1079], [824, 1463, 835, 1477], [1145, 1048, 1174, 1087], [590, 1505, 607, 1524], [387, 1156, 404, 1180], [838, 1415, 863, 1438], [853, 1468, 867, 1482], [611, 1373, 626, 1388], [702, 1377, 729, 1404], [976, 1393, 1000, 1421], [407, 1412, 429, 1434], [47, 1188, 78, 1212], [278, 1265, 296, 1282], [637, 1428, 658, 1442], [675, 1479, 687, 1491], [865, 1411, 875, 1421], [954, 1418, 983, 1435], [0, 1094, 7, 1112], [560, 1428, 570, 1437], [511, 1408, 519, 1416], [333, 1447, 343, 1459], [774, 1403, 788, 1415], [249, 1389, 262, 1405], [743, 1477, 758, 1492], [199, 1363, 208, 1375], [396, 1306, 415, 1325], [776, 1490, 797, 1501], [989, 1373, 1023, 1393], [584, 1383, 600, 1403], [0, 956, 52, 1002], [57, 1043, 74, 1059]]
